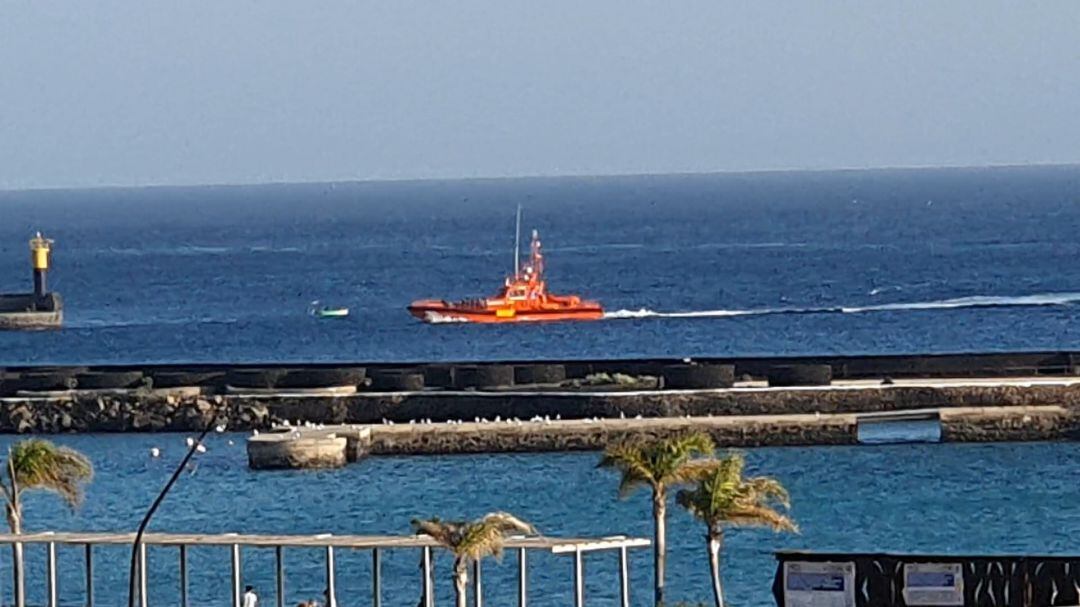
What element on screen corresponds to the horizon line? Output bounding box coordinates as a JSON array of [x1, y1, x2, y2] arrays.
[[2, 160, 1079, 196]]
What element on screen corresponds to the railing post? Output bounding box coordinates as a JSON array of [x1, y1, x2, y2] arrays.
[[179, 545, 188, 607], [473, 559, 482, 607], [275, 546, 284, 607], [325, 546, 337, 607], [573, 549, 584, 607], [231, 544, 242, 607], [138, 543, 148, 607], [47, 542, 57, 607], [372, 548, 381, 607], [619, 546, 629, 607], [85, 544, 94, 607], [517, 548, 527, 607], [422, 546, 434, 607]]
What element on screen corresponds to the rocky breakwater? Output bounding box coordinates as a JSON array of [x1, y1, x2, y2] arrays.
[[0, 390, 274, 433], [4, 380, 1080, 439], [940, 405, 1080, 442]]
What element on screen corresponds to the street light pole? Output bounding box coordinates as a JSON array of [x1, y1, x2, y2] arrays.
[[127, 415, 219, 607]]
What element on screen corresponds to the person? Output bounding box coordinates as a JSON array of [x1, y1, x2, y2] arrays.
[[242, 585, 258, 607]]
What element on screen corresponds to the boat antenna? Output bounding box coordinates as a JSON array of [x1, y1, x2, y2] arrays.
[[514, 204, 522, 278]]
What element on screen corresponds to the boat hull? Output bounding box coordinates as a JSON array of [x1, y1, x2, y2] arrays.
[[408, 301, 603, 324]]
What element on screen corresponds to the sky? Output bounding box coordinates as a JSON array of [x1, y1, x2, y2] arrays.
[[2, 1, 1079, 190]]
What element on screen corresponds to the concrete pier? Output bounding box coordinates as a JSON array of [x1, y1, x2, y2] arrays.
[[247, 426, 371, 469], [244, 404, 1073, 467]]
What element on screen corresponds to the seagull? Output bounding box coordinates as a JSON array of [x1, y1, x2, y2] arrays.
[[185, 437, 195, 447], [149, 447, 161, 458], [214, 424, 226, 433], [227, 440, 235, 446], [195, 444, 207, 454], [252, 429, 260, 436]]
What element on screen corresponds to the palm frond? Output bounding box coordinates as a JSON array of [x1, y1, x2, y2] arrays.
[[479, 511, 537, 536], [600, 432, 714, 498], [414, 512, 537, 563], [675, 452, 796, 535], [725, 504, 798, 533], [599, 440, 656, 497], [412, 517, 466, 548], [9, 440, 93, 509], [744, 477, 791, 509]]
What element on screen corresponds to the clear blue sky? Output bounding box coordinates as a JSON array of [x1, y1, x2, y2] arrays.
[[2, 2, 1079, 189]]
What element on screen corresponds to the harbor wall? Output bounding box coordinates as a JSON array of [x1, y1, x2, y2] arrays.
[[3, 384, 1080, 446], [4, 350, 1080, 382]]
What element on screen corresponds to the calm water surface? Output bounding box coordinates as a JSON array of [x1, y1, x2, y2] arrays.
[[4, 435, 1077, 607]]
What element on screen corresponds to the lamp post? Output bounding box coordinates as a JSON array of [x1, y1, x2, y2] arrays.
[[127, 415, 221, 607]]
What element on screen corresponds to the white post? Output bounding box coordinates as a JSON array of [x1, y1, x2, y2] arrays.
[[574, 549, 584, 607], [139, 543, 148, 607], [517, 548, 527, 607], [231, 544, 242, 607], [46, 542, 57, 607], [472, 559, 482, 607], [619, 546, 629, 607], [422, 547, 434, 607], [325, 546, 337, 607]]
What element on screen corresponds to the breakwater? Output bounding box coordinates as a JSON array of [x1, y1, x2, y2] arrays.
[[5, 350, 1080, 386], [4, 380, 1080, 445]]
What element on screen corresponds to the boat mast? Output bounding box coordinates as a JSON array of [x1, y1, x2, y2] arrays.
[[513, 204, 522, 278]]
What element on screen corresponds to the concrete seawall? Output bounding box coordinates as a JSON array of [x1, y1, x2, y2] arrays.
[[365, 405, 1079, 455], [244, 405, 1077, 465]]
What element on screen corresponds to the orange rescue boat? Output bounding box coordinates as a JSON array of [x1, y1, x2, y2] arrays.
[[408, 210, 603, 323]]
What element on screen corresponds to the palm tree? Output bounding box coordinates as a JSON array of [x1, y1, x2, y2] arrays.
[[598, 432, 714, 606], [676, 453, 796, 607], [0, 439, 93, 607], [412, 511, 537, 607]]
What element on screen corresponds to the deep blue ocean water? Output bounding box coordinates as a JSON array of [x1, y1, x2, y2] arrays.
[[2, 167, 1080, 605], [3, 165, 1080, 365]]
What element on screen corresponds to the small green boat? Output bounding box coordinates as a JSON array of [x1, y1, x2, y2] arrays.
[[310, 301, 349, 319]]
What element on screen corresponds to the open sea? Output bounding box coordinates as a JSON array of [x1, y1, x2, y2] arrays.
[[3, 165, 1080, 365], [2, 166, 1080, 605]]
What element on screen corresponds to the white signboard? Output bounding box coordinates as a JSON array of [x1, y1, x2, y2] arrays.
[[902, 562, 964, 606], [784, 561, 856, 607]]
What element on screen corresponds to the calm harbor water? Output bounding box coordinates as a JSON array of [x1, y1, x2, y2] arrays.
[[5, 435, 1078, 607]]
